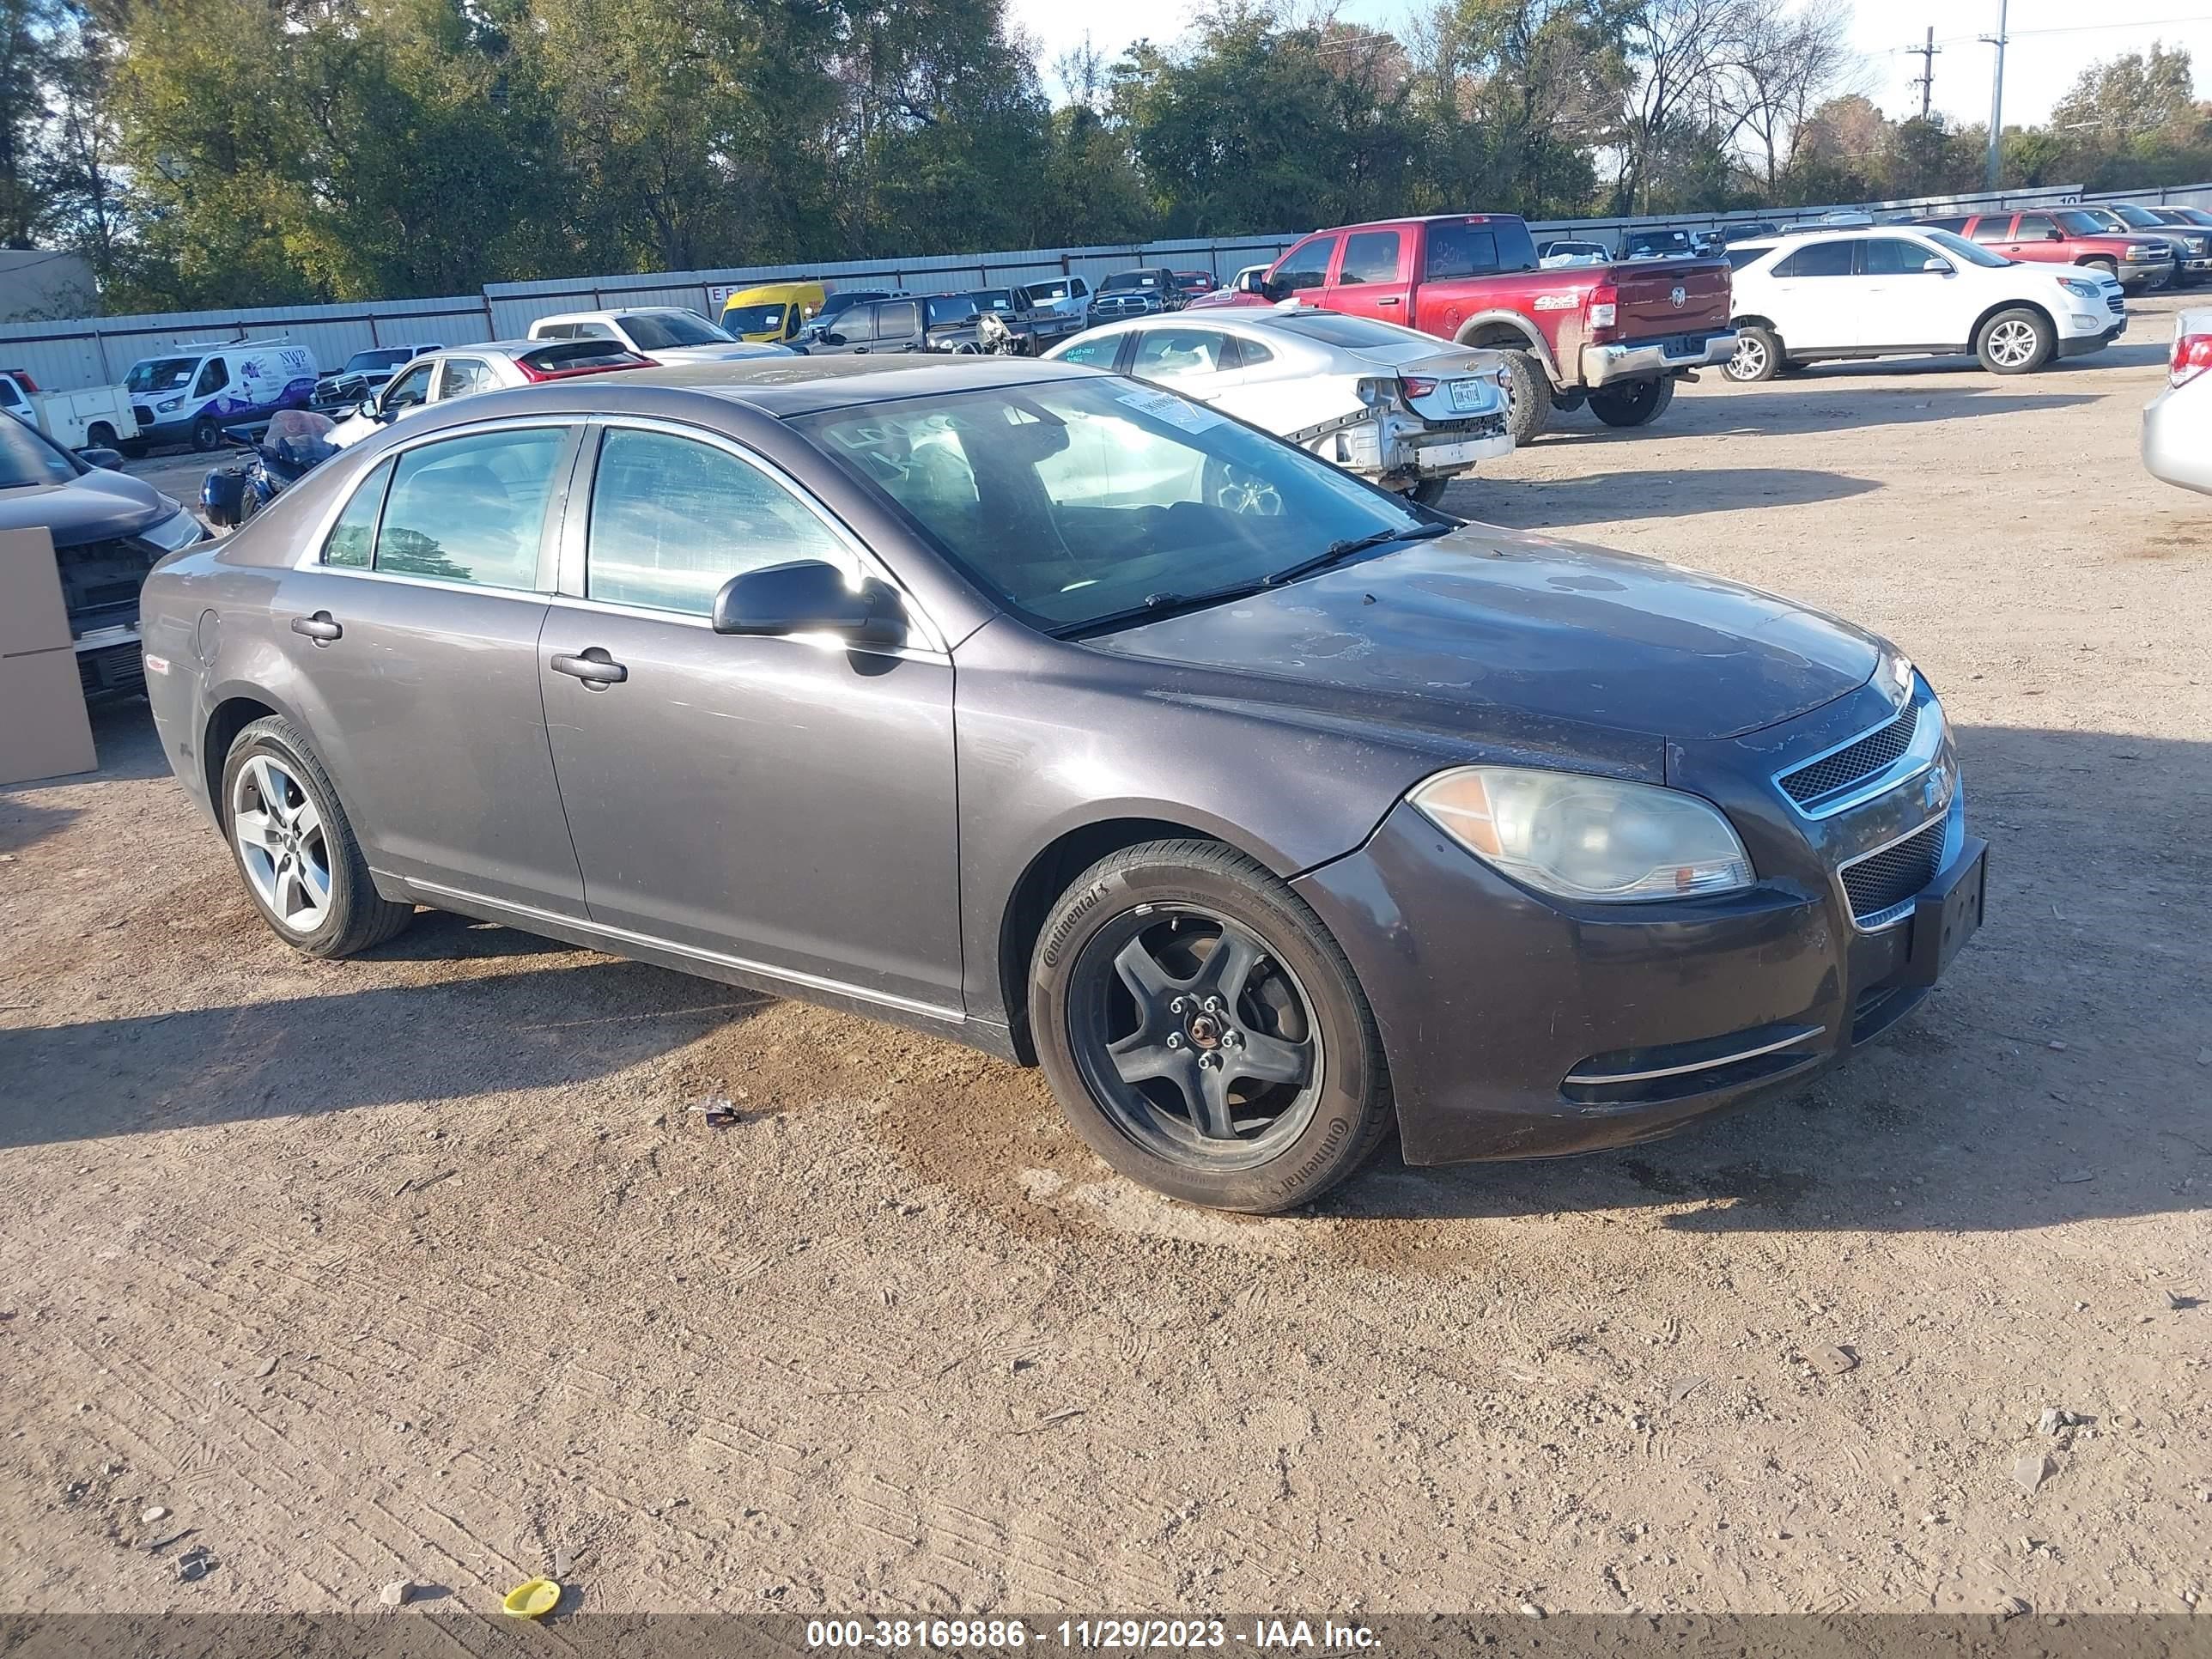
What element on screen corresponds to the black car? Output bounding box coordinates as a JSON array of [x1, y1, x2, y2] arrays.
[[1088, 268, 1185, 324], [1619, 228, 1698, 259], [0, 415, 204, 696], [2078, 202, 2212, 283], [1718, 221, 1782, 245], [805, 295, 988, 356]]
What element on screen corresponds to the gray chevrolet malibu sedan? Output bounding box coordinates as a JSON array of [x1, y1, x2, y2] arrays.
[[139, 357, 1986, 1212]]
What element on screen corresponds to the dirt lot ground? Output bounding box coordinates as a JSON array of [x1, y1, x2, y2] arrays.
[[3, 300, 2209, 1621]]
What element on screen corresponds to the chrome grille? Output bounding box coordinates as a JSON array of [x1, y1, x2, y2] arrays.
[[1780, 702, 1920, 806], [1840, 817, 1943, 925]]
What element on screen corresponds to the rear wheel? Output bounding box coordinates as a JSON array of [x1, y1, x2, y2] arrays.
[[1493, 348, 1552, 445], [1725, 325, 1782, 383], [85, 422, 118, 449], [1589, 375, 1676, 427], [1029, 841, 1392, 1212], [1410, 477, 1451, 507], [1976, 307, 2052, 374], [222, 716, 414, 958]]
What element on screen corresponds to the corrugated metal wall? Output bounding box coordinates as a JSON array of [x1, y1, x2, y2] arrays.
[[8, 180, 2208, 393]]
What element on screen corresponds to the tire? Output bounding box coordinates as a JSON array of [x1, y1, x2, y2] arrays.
[[1410, 477, 1451, 507], [1976, 307, 2053, 374], [221, 716, 414, 959], [1589, 375, 1676, 427], [2082, 258, 2118, 283], [119, 439, 149, 459], [85, 422, 118, 448], [1725, 325, 1782, 383], [190, 416, 222, 453], [1493, 347, 1551, 445], [1028, 839, 1393, 1213]]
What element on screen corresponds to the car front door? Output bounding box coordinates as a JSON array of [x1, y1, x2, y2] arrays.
[[536, 421, 961, 1011], [1852, 237, 1963, 349], [2001, 214, 2065, 266], [376, 360, 435, 425], [272, 422, 588, 913], [1322, 228, 1411, 323], [1763, 239, 1860, 348]]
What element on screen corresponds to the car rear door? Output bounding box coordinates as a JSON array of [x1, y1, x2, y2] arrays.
[[872, 300, 925, 353], [1761, 239, 1859, 348], [1321, 228, 1412, 324], [270, 422, 588, 913], [535, 420, 962, 1011]]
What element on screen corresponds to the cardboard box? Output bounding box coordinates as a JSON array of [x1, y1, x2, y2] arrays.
[[0, 526, 98, 785]]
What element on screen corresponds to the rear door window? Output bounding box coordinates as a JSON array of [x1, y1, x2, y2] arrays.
[[1774, 240, 1856, 277], [1273, 236, 1340, 294], [1337, 230, 1405, 285], [585, 428, 848, 615], [1972, 216, 2019, 244], [2013, 214, 2056, 241], [1423, 222, 1501, 280], [373, 427, 567, 588], [436, 358, 495, 398], [874, 301, 921, 342]]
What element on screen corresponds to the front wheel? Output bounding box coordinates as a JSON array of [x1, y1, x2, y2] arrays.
[[1976, 307, 2053, 374], [190, 416, 222, 453], [1410, 477, 1452, 507], [1030, 841, 1393, 1212], [1725, 325, 1782, 383], [1589, 375, 1676, 427], [222, 716, 415, 958]]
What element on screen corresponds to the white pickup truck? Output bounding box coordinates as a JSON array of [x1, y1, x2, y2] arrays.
[[0, 369, 137, 452]]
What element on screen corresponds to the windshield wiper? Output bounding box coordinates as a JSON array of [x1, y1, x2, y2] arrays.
[[1054, 581, 1273, 639], [1265, 520, 1452, 588]]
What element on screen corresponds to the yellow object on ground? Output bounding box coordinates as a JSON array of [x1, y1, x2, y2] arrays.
[[502, 1577, 562, 1618]]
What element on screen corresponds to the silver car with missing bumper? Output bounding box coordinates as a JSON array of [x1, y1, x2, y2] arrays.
[[2143, 307, 2212, 495]]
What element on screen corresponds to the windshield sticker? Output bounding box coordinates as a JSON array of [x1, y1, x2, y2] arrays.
[[1115, 386, 1224, 432]]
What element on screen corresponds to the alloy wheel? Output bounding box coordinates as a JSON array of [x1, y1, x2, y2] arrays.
[[1987, 319, 2038, 368], [232, 755, 333, 934], [1066, 907, 1324, 1170], [1727, 337, 1769, 380]]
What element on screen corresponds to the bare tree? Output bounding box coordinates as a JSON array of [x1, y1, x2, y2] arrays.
[[1711, 0, 1855, 192], [1611, 0, 1740, 214]]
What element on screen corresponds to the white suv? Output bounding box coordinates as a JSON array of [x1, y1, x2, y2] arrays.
[[1723, 226, 2125, 380]]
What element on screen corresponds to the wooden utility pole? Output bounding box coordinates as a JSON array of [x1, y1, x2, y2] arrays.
[[1910, 27, 1941, 120]]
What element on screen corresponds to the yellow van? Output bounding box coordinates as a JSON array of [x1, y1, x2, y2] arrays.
[[719, 281, 827, 343]]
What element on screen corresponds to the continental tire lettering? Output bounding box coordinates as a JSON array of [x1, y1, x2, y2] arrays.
[[1037, 883, 1108, 971], [1267, 1114, 1352, 1198]]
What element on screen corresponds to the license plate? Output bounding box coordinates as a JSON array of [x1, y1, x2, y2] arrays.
[[1901, 838, 1987, 987], [1448, 379, 1486, 412]]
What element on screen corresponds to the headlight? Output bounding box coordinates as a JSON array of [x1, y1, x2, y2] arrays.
[[2058, 276, 2100, 299], [139, 505, 204, 552], [1410, 766, 1753, 902], [2127, 244, 2163, 260], [156, 396, 183, 412]]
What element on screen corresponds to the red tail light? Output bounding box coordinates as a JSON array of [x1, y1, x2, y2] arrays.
[[1588, 282, 1620, 341], [1400, 375, 1438, 399], [2170, 331, 2212, 387], [3, 367, 39, 392]]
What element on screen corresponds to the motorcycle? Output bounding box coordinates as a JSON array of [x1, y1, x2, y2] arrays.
[[201, 409, 339, 531]]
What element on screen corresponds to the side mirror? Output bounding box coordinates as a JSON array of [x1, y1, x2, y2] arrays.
[[712, 561, 906, 647], [2045, 228, 2064, 241], [1922, 257, 1954, 274], [1234, 270, 1268, 295], [356, 398, 380, 422], [76, 446, 124, 470]]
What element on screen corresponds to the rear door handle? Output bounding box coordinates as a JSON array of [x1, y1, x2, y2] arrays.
[[1377, 295, 1402, 306], [550, 648, 628, 686], [290, 612, 342, 644]]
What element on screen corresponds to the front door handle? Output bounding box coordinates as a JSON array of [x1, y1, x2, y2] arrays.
[[550, 648, 628, 686], [1377, 295, 1402, 306], [290, 611, 342, 644]]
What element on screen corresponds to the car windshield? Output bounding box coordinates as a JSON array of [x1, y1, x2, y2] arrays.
[[0, 415, 80, 488], [725, 303, 787, 332], [2109, 204, 2163, 228], [617, 312, 734, 349], [967, 289, 1015, 313], [1100, 272, 1162, 292], [2053, 210, 2108, 236], [1921, 228, 2011, 269], [1027, 280, 1073, 302], [342, 349, 410, 373], [793, 377, 1425, 634], [125, 356, 197, 393]]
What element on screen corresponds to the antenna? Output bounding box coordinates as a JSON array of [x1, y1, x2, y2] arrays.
[[1909, 27, 1942, 120]]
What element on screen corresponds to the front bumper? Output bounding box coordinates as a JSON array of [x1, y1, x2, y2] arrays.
[[1581, 329, 1737, 388], [1291, 680, 1984, 1165], [2057, 320, 2125, 357], [2120, 259, 2173, 288]]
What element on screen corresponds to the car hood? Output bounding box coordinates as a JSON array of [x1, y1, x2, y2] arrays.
[[0, 469, 168, 550], [1087, 525, 1882, 744]]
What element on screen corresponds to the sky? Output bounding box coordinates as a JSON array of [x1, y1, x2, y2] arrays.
[[1009, 0, 2212, 130]]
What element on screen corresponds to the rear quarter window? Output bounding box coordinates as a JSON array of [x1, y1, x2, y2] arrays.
[[1423, 218, 1537, 280]]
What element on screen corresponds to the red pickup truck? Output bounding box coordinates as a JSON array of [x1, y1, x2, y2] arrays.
[[1194, 214, 1736, 442]]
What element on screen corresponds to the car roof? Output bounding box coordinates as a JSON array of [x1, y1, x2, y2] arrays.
[[586, 354, 1101, 417]]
